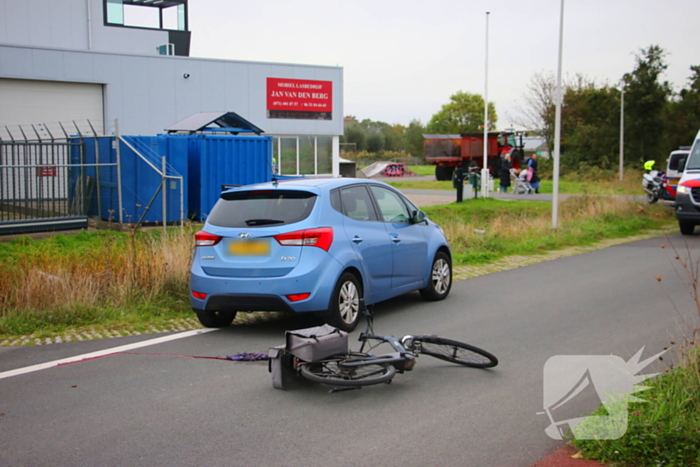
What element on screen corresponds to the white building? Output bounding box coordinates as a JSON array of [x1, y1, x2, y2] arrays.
[[0, 0, 344, 176]]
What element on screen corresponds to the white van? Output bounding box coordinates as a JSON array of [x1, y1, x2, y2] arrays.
[[674, 129, 700, 234]]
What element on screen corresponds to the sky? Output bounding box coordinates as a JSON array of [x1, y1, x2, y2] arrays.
[[187, 0, 700, 129]]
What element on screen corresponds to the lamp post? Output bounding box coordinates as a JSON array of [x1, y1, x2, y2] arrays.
[[552, 0, 564, 229], [481, 11, 491, 197], [619, 83, 625, 181]]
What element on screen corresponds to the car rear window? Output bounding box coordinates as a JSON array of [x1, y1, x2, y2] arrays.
[[207, 190, 317, 227]]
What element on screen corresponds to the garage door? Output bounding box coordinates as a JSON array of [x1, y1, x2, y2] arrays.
[[0, 78, 104, 139]]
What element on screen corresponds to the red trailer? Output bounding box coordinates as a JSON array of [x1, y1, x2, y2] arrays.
[[423, 132, 524, 181]]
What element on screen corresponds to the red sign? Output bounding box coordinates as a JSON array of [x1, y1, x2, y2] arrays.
[[267, 78, 333, 113], [36, 165, 57, 177]]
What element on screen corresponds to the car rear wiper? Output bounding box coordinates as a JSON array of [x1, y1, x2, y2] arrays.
[[245, 219, 285, 226]]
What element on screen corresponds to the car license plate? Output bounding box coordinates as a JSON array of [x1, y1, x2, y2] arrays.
[[229, 239, 271, 256]]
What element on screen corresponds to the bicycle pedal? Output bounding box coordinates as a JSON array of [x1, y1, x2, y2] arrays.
[[329, 386, 362, 393]]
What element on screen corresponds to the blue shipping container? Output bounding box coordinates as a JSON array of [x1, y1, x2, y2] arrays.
[[72, 135, 187, 224], [186, 134, 272, 221]]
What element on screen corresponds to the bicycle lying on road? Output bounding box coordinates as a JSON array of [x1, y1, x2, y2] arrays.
[[295, 303, 498, 388]]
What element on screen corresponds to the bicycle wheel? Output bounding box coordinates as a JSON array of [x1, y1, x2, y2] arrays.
[[411, 336, 498, 368], [298, 354, 396, 387]]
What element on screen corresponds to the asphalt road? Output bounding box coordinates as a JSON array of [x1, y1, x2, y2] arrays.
[[1, 233, 698, 466]]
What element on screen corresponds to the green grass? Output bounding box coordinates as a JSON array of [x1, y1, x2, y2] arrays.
[[422, 196, 674, 266], [386, 178, 600, 193], [571, 347, 700, 466], [0, 299, 191, 338], [388, 180, 454, 190], [394, 165, 645, 196], [0, 192, 675, 338], [0, 230, 125, 265], [406, 165, 436, 176], [0, 228, 194, 338]]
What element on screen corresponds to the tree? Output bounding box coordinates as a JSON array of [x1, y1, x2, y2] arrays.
[[380, 123, 405, 152], [426, 91, 497, 134], [622, 45, 672, 163], [341, 119, 367, 152], [405, 119, 426, 159], [516, 71, 557, 156], [667, 65, 700, 149], [342, 117, 426, 156], [366, 131, 385, 153], [560, 76, 620, 168]]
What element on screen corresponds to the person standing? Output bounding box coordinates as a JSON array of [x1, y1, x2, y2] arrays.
[[499, 154, 512, 193], [528, 154, 540, 194], [453, 165, 465, 202]]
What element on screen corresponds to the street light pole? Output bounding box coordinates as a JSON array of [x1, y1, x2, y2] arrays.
[[552, 0, 564, 229], [619, 84, 625, 181], [481, 11, 490, 197]]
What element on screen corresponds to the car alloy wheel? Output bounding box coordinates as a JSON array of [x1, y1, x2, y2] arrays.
[[328, 272, 361, 332], [420, 251, 452, 301]]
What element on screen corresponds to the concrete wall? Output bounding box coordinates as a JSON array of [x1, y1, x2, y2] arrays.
[[0, 44, 344, 137], [0, 0, 174, 56]]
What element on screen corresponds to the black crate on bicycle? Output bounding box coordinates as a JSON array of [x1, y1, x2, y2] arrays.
[[269, 324, 348, 390], [285, 324, 348, 361]]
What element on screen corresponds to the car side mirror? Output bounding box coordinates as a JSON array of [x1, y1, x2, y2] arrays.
[[412, 210, 427, 224]]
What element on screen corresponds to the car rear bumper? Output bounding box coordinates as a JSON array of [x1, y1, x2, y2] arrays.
[[189, 252, 344, 314], [195, 294, 295, 313]]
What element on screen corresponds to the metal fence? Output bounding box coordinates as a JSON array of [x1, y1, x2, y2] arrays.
[[0, 120, 184, 236], [0, 122, 113, 235], [0, 138, 116, 234]]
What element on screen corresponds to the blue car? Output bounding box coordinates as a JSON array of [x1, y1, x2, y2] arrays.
[[190, 178, 452, 331]]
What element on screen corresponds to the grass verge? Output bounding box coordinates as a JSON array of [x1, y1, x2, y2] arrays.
[[570, 237, 700, 466], [424, 195, 674, 266], [0, 194, 675, 340], [0, 228, 194, 337], [571, 345, 700, 467], [397, 166, 645, 196]]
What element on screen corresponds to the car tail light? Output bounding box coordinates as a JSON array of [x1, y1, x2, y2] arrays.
[[192, 291, 207, 300], [274, 227, 333, 251], [194, 231, 222, 247], [286, 293, 311, 302]]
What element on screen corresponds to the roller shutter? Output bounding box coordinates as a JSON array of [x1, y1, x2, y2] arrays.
[[0, 78, 104, 136]]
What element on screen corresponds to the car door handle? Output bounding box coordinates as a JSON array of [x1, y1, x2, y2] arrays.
[[352, 236, 363, 244], [390, 233, 401, 243]]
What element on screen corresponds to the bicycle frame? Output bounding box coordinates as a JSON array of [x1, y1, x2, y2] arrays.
[[351, 303, 418, 372]]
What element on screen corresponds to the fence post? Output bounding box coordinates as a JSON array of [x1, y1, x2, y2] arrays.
[[88, 120, 102, 218], [179, 176, 184, 227], [162, 156, 167, 234], [115, 119, 124, 224]]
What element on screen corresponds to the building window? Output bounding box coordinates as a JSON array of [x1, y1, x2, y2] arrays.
[[273, 136, 334, 176], [299, 136, 315, 175], [106, 0, 124, 25], [104, 0, 188, 31], [278, 137, 297, 175], [317, 136, 333, 174], [162, 4, 186, 30]]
